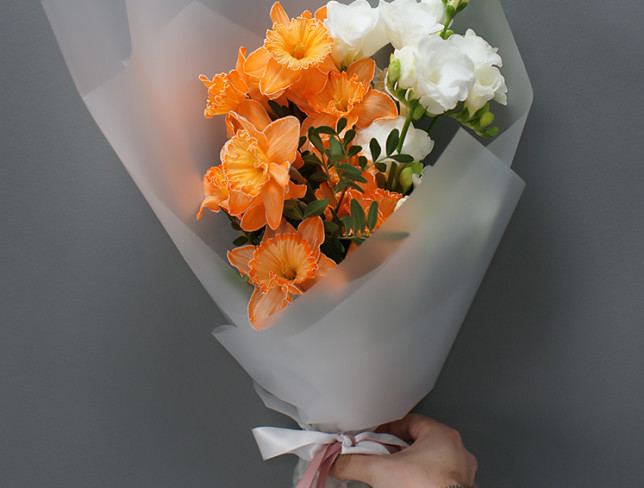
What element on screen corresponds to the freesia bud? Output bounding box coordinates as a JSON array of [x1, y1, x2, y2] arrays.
[[399, 166, 414, 193], [448, 0, 469, 9], [478, 111, 495, 128], [388, 57, 401, 84]]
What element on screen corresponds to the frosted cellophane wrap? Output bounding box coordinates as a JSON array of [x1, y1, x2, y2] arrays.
[[44, 0, 532, 433]]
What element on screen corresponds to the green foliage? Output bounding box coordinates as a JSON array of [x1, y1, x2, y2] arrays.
[[370, 138, 381, 162], [303, 199, 329, 219], [268, 99, 307, 121], [232, 236, 249, 246], [386, 129, 400, 157], [448, 102, 501, 137], [367, 201, 379, 232]]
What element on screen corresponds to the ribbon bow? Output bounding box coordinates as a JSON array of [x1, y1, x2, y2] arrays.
[[252, 427, 409, 488]]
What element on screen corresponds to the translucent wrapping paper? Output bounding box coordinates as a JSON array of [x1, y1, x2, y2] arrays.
[[44, 0, 532, 436]]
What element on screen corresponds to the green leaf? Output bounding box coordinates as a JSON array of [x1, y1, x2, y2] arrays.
[[341, 215, 353, 234], [347, 145, 362, 158], [374, 162, 388, 173], [390, 153, 414, 163], [386, 129, 400, 156], [375, 171, 387, 188], [329, 207, 343, 227], [369, 138, 381, 162], [328, 152, 346, 165], [358, 156, 368, 169], [351, 199, 366, 235], [321, 236, 344, 264], [309, 169, 329, 183], [298, 136, 307, 149], [303, 199, 330, 219], [336, 117, 348, 134], [329, 137, 344, 158], [233, 236, 249, 246], [229, 219, 242, 231], [367, 201, 379, 231], [283, 200, 304, 220], [336, 163, 362, 178], [316, 126, 336, 135], [308, 129, 326, 155], [268, 100, 285, 117], [323, 220, 339, 235], [343, 129, 356, 146], [303, 153, 323, 165], [345, 180, 365, 193]]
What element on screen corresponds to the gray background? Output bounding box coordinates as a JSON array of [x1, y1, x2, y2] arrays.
[[2, 1, 643, 487]]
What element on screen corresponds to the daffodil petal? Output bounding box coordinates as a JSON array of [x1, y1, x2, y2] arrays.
[[270, 2, 290, 26], [244, 47, 271, 79], [248, 286, 290, 328], [297, 217, 325, 254], [264, 219, 297, 239], [315, 5, 327, 21], [269, 162, 290, 187], [228, 190, 252, 216], [227, 245, 256, 276], [264, 116, 300, 164], [235, 99, 272, 132], [260, 57, 302, 98], [353, 89, 398, 128], [286, 181, 307, 200], [197, 195, 225, 219], [240, 200, 267, 232], [262, 179, 285, 230], [347, 58, 376, 86]]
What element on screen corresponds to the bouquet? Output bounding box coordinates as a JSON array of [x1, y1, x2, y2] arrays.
[[44, 0, 532, 486]]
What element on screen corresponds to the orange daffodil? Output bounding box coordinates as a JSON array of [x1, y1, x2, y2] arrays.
[[228, 218, 336, 327], [223, 113, 305, 231], [244, 3, 335, 99], [303, 58, 398, 133], [200, 48, 250, 117], [197, 165, 230, 219]]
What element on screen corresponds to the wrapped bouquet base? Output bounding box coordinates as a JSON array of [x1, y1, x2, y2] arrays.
[[44, 0, 531, 485]]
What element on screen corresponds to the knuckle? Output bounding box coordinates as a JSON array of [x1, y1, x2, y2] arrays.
[[469, 452, 478, 471], [446, 428, 462, 444]]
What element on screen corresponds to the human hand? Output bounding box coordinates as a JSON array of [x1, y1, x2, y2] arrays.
[[330, 414, 478, 488]]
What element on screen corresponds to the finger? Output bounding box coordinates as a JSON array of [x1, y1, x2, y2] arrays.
[[376, 413, 438, 442], [329, 454, 374, 484]]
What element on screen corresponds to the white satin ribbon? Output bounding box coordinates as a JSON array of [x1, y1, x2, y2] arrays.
[[252, 427, 409, 462]]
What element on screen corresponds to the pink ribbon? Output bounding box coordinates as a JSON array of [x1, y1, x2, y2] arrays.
[[295, 434, 399, 488]]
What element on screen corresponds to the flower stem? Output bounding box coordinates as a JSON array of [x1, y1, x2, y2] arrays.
[[426, 115, 442, 135], [396, 110, 414, 153]]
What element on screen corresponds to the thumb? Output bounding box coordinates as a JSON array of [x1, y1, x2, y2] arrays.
[[330, 454, 375, 485]]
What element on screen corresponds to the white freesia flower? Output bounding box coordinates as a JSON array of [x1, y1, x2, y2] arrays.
[[379, 0, 445, 49], [356, 116, 434, 163], [394, 45, 419, 91], [325, 0, 388, 65], [449, 29, 507, 113], [412, 35, 475, 114]]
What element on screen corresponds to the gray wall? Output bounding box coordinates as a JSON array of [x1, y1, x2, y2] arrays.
[[2, 1, 643, 487]]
